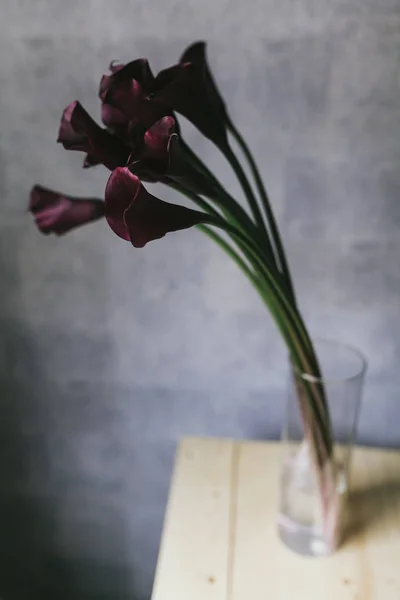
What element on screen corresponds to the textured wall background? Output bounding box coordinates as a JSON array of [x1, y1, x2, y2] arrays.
[[1, 0, 400, 598]]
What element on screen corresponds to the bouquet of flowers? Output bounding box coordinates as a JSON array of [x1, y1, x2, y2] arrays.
[[29, 42, 338, 550]]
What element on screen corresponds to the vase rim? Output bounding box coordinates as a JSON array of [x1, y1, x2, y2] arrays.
[[290, 337, 367, 384]]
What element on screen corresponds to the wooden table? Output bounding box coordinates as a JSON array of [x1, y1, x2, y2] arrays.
[[151, 437, 400, 600]]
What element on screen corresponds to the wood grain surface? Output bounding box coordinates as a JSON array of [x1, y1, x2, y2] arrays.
[[152, 438, 400, 600]]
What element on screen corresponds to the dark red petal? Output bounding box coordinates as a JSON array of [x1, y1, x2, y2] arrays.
[[179, 41, 206, 64], [101, 101, 128, 128], [99, 59, 167, 130], [99, 74, 112, 98], [127, 117, 173, 182], [29, 185, 55, 212], [180, 42, 225, 107], [153, 64, 181, 92], [143, 116, 176, 163], [153, 42, 228, 150], [83, 153, 101, 168], [180, 41, 227, 126], [57, 101, 91, 151], [126, 121, 146, 156], [110, 79, 142, 120], [123, 179, 209, 248], [29, 185, 104, 235], [128, 123, 216, 192], [58, 101, 130, 170], [180, 40, 208, 67], [104, 167, 140, 241], [99, 58, 155, 96], [69, 101, 98, 136]]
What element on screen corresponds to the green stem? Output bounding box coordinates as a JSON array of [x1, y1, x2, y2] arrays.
[[197, 234, 301, 382], [168, 181, 279, 278], [180, 141, 259, 234], [227, 123, 331, 397], [180, 140, 278, 267], [223, 143, 271, 241], [207, 216, 333, 458], [197, 225, 257, 287], [168, 180, 333, 464], [197, 230, 308, 409], [173, 186, 314, 377], [179, 147, 335, 533], [227, 120, 297, 305]]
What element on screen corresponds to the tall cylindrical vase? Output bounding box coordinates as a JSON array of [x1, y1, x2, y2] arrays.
[[278, 338, 367, 557]]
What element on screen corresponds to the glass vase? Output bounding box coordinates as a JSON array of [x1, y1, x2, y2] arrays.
[[278, 338, 367, 557]]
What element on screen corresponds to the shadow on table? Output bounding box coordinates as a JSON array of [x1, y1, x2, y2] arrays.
[[343, 478, 400, 544]]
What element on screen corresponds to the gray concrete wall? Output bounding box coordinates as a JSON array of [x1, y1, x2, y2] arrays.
[[1, 0, 400, 598]]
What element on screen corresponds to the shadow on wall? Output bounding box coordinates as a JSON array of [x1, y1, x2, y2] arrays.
[[0, 318, 139, 599]]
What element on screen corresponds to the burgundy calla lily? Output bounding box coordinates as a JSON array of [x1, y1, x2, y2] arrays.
[[127, 116, 217, 197], [142, 115, 174, 164], [127, 116, 175, 181], [152, 41, 229, 150], [83, 153, 101, 169], [99, 58, 154, 98], [29, 185, 104, 235], [105, 167, 213, 247], [99, 58, 167, 131], [58, 101, 130, 170]]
